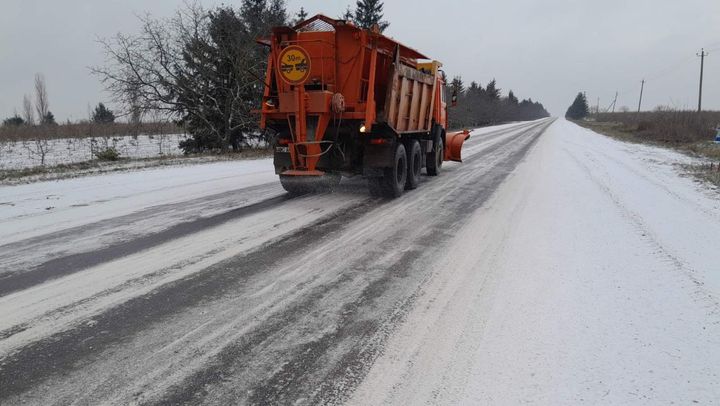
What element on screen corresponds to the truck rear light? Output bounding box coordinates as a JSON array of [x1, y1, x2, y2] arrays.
[[369, 138, 388, 145], [278, 138, 291, 145]]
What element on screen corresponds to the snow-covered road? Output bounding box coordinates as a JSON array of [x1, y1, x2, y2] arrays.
[[352, 119, 720, 405], [1, 118, 719, 405]]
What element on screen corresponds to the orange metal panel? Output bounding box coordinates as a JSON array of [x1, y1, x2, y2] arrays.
[[417, 84, 430, 132], [279, 92, 296, 113], [364, 44, 378, 132], [408, 81, 421, 131], [307, 91, 332, 113], [396, 77, 410, 132], [427, 77, 439, 130], [384, 65, 401, 128]]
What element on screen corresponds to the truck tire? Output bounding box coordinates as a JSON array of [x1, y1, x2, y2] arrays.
[[405, 139, 421, 190], [426, 135, 443, 176], [378, 143, 407, 198]]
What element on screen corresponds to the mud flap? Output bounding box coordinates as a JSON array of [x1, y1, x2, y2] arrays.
[[444, 130, 471, 162]]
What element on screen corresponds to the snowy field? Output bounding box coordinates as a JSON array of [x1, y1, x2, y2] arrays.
[[2, 119, 719, 404], [0, 133, 190, 170]]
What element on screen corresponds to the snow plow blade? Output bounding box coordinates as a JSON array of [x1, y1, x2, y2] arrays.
[[445, 130, 471, 163]]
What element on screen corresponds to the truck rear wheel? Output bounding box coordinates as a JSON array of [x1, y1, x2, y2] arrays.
[[368, 143, 407, 198], [426, 137, 443, 176], [405, 140, 421, 190], [382, 143, 407, 197]]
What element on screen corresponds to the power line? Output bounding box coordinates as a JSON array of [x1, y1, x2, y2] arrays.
[[614, 55, 695, 100]]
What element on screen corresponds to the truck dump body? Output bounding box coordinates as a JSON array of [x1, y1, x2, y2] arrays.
[[259, 14, 469, 197]]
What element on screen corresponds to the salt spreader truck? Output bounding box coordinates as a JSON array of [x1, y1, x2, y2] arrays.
[[258, 14, 470, 197]]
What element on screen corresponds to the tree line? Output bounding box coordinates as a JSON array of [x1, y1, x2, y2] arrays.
[[3, 74, 57, 127], [2, 73, 121, 128], [447, 76, 550, 128]]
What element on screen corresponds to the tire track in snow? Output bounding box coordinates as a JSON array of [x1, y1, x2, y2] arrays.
[[0, 198, 376, 400], [562, 145, 720, 319], [0, 191, 288, 296], [0, 120, 554, 405], [154, 120, 554, 406], [0, 119, 546, 297]]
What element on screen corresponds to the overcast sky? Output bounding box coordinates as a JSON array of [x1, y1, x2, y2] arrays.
[[1, 0, 718, 121]]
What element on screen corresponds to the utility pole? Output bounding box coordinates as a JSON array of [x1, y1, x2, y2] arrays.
[[697, 48, 708, 112], [596, 97, 600, 114], [611, 91, 618, 113], [637, 79, 645, 113]]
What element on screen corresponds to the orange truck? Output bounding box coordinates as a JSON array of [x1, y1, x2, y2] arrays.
[[258, 14, 470, 197]]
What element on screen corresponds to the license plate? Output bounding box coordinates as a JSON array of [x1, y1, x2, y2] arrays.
[[275, 146, 289, 153]]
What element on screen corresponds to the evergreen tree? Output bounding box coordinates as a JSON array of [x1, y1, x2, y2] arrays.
[[353, 0, 389, 32], [295, 6, 308, 24], [92, 103, 116, 123], [450, 76, 465, 96], [468, 81, 480, 95], [2, 115, 24, 127], [178, 2, 288, 153], [340, 6, 354, 21], [485, 79, 500, 100], [266, 0, 287, 27], [41, 111, 57, 125], [565, 92, 589, 119], [445, 76, 549, 127]]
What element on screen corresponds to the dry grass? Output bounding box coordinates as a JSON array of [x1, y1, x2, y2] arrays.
[[577, 110, 720, 188], [592, 110, 720, 144], [684, 163, 720, 190], [0, 122, 183, 142]]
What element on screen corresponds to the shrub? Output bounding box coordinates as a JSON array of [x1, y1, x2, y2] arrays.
[[593, 110, 720, 144], [94, 147, 120, 161]]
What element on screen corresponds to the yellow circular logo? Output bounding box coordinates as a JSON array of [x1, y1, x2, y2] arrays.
[[278, 45, 311, 85]]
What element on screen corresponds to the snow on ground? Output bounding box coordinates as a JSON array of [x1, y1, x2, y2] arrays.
[[0, 133, 190, 170], [0, 124, 523, 172], [350, 118, 720, 405], [0, 120, 550, 405], [0, 192, 363, 357], [0, 120, 541, 363], [6, 118, 714, 404], [0, 158, 275, 246], [0, 120, 535, 247]]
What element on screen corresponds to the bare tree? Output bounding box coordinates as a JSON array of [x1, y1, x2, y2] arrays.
[[35, 73, 50, 123], [92, 3, 270, 152], [23, 94, 35, 126], [128, 80, 143, 136], [23, 138, 52, 166]]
